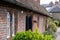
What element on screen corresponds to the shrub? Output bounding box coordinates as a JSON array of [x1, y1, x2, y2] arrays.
[[58, 20, 60, 26], [12, 30, 44, 40], [44, 35, 55, 40], [12, 28, 55, 40], [47, 18, 57, 32], [43, 31, 56, 38], [45, 18, 58, 38], [54, 20, 59, 26]]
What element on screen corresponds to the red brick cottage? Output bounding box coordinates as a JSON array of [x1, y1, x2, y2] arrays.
[[0, 0, 51, 40]]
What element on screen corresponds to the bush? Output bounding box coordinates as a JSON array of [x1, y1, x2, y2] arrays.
[[12, 30, 44, 40], [47, 18, 58, 32], [45, 18, 58, 38], [43, 31, 56, 38], [58, 20, 60, 26], [12, 28, 55, 40], [54, 20, 59, 26], [44, 35, 55, 40]]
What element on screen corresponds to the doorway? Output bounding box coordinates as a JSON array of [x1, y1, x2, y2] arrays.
[[26, 15, 32, 31]]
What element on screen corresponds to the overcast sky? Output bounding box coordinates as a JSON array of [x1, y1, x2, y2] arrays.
[[40, 0, 59, 4]]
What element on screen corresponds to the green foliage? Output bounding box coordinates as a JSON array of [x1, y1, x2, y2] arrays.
[[12, 27, 55, 40], [12, 30, 44, 40], [44, 35, 55, 40], [54, 20, 59, 26], [47, 18, 58, 32], [43, 31, 56, 38], [45, 18, 59, 38], [57, 20, 60, 26]]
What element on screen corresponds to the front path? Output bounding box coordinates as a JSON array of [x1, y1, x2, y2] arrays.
[[56, 27, 60, 40]]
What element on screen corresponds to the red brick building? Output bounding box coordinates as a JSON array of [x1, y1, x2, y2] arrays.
[[0, 0, 51, 40]]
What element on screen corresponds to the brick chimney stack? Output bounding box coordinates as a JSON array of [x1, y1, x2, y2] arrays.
[[55, 0, 58, 5], [37, 0, 40, 4], [34, 0, 40, 4]]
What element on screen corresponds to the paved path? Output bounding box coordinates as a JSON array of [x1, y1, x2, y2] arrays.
[[56, 27, 60, 40]]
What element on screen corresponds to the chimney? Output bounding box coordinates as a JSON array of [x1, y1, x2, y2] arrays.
[[37, 0, 40, 3], [55, 0, 58, 5], [34, 0, 40, 4]]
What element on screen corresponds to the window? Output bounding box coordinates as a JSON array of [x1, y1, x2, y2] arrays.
[[12, 13, 15, 36], [7, 12, 15, 38], [7, 12, 10, 38]]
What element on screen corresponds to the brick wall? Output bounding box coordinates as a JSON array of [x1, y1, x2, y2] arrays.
[[0, 6, 47, 40], [17, 11, 46, 33], [0, 12, 7, 40], [17, 11, 26, 32], [39, 15, 46, 33], [32, 14, 46, 33], [32, 14, 38, 31]]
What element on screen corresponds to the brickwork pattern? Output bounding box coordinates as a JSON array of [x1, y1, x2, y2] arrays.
[[0, 12, 7, 40], [17, 12, 26, 32]]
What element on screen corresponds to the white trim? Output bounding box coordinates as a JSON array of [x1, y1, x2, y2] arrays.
[[12, 34, 15, 36], [21, 11, 23, 14], [12, 13, 15, 36], [7, 12, 10, 38], [7, 36, 10, 38]]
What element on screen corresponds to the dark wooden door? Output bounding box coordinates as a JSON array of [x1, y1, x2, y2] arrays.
[[26, 15, 32, 31]]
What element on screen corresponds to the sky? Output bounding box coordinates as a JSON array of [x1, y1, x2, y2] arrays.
[[40, 0, 59, 4]]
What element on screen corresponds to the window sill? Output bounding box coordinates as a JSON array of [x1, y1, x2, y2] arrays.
[[7, 36, 10, 38]]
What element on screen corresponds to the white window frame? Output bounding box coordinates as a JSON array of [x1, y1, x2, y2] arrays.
[[7, 12, 10, 38], [12, 13, 15, 36]]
